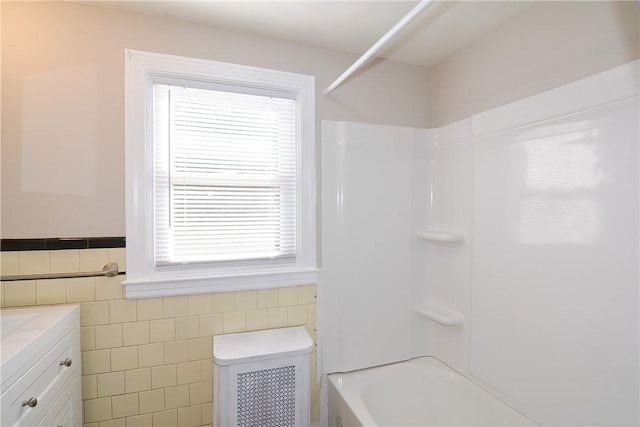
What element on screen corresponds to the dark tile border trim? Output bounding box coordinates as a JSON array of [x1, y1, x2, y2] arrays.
[[1, 237, 126, 251]]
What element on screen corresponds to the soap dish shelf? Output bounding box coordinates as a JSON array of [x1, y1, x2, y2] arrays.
[[414, 303, 464, 326], [415, 229, 465, 244]]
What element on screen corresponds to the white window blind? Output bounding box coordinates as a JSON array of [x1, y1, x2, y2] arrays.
[[153, 83, 297, 268]]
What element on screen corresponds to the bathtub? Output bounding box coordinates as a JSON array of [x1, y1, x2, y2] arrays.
[[327, 357, 537, 426]]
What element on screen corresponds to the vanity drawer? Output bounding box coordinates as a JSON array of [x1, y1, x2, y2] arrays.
[[1, 328, 80, 427], [37, 377, 81, 427]]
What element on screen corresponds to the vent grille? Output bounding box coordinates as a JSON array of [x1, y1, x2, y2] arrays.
[[237, 365, 296, 427]]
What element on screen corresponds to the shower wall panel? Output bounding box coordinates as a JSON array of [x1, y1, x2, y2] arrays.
[[320, 121, 414, 374], [469, 62, 639, 425], [411, 124, 473, 374]]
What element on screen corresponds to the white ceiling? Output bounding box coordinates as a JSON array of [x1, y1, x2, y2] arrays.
[[84, 0, 532, 67]]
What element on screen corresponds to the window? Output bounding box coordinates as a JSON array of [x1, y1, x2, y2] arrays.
[[124, 50, 316, 298]]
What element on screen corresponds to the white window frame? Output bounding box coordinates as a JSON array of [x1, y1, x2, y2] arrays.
[[124, 50, 317, 299]]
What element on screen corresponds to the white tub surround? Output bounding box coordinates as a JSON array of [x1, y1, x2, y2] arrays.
[[320, 121, 415, 374], [328, 357, 536, 427], [320, 60, 639, 426], [1, 305, 82, 427]]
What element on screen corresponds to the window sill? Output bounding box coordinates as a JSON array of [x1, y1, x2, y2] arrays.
[[122, 268, 319, 299]]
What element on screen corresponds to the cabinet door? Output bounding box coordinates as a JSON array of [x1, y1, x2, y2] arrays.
[[38, 378, 81, 427]]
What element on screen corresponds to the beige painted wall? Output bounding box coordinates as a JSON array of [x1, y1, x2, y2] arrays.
[[1, 1, 431, 239], [4, 1, 639, 238], [429, 1, 640, 127]]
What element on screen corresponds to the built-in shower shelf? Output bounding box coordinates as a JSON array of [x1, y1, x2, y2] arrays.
[[415, 229, 465, 244], [414, 303, 464, 326]]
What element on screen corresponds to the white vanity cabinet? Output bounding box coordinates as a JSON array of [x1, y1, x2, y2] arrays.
[[37, 377, 81, 427], [1, 306, 82, 427]]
